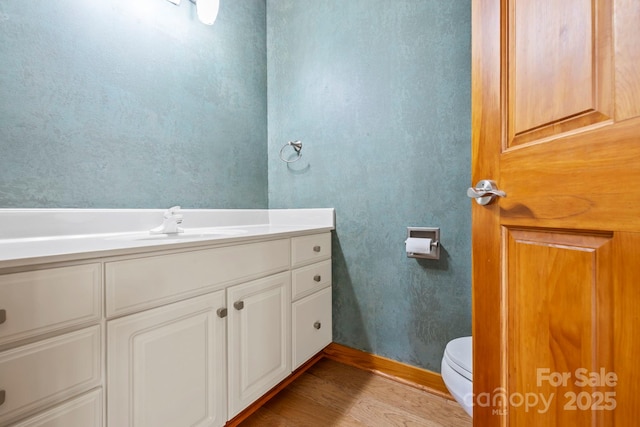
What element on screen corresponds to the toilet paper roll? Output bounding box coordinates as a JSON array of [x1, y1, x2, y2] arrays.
[[405, 237, 433, 254]]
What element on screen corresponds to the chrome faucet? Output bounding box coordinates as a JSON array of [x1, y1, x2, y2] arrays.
[[150, 206, 184, 234]]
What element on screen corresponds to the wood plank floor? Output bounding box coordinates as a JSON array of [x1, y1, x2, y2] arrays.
[[238, 358, 472, 427]]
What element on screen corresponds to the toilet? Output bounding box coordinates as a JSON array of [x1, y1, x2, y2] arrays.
[[441, 336, 473, 417]]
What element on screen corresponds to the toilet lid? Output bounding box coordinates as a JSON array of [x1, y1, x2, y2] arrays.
[[444, 336, 472, 381]]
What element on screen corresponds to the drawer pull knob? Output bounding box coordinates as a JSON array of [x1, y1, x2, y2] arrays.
[[313, 245, 321, 252], [0, 309, 5, 325], [313, 321, 321, 330], [234, 301, 244, 311], [313, 275, 322, 282], [0, 390, 5, 406], [217, 308, 228, 318]]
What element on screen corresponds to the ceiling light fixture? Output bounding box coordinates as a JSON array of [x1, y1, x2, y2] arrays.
[[166, 0, 219, 26]]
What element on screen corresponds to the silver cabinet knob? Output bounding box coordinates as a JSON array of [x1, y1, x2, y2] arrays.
[[313, 275, 322, 282], [233, 301, 244, 310], [313, 245, 321, 252], [467, 180, 506, 205], [216, 308, 228, 318], [313, 321, 321, 330]]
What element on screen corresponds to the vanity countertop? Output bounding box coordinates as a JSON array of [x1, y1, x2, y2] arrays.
[[0, 208, 335, 269]]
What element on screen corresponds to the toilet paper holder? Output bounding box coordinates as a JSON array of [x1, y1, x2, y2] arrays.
[[406, 227, 440, 260]]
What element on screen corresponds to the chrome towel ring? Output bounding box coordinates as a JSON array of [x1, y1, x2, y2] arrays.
[[279, 140, 303, 163]]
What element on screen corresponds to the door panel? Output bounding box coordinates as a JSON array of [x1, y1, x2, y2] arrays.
[[504, 229, 613, 425], [509, 0, 612, 146]]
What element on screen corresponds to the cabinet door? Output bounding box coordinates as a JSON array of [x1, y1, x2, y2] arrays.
[[227, 272, 291, 418], [107, 291, 226, 427]]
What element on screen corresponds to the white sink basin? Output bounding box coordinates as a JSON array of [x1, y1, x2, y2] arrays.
[[110, 228, 248, 241]]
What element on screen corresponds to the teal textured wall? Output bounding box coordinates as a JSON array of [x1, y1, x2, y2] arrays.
[[0, 0, 267, 208], [267, 0, 471, 371]]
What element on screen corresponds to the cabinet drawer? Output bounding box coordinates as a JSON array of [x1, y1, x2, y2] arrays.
[[291, 259, 331, 301], [0, 264, 102, 346], [106, 239, 290, 317], [0, 326, 102, 426], [11, 388, 102, 427], [291, 233, 331, 268], [292, 287, 332, 370]]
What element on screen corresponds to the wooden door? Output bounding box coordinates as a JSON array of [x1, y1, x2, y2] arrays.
[[227, 272, 291, 418], [471, 0, 640, 425]]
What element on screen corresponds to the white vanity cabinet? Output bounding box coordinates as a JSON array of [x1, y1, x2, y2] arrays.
[[0, 228, 332, 427]]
